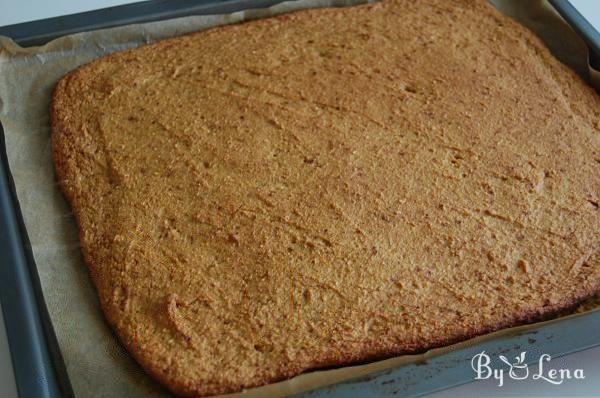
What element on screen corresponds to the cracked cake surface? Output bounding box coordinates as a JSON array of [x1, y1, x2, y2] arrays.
[[51, 0, 599, 396]]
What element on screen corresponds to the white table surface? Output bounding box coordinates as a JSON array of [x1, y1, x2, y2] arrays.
[[0, 1, 599, 397]]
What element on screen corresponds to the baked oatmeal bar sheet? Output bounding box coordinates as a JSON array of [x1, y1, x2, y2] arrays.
[[0, 0, 597, 396]]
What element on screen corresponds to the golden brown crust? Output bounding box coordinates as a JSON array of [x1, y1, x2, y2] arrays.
[[51, 0, 600, 396]]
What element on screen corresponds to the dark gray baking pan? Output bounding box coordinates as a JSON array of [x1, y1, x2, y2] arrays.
[[0, 1, 598, 397], [549, 0, 600, 68]]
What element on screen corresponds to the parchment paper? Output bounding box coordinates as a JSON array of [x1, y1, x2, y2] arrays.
[[0, 0, 598, 397]]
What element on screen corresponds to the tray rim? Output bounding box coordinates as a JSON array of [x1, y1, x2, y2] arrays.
[[0, 125, 73, 398], [548, 0, 600, 66], [0, 1, 599, 397], [0, 0, 287, 47]]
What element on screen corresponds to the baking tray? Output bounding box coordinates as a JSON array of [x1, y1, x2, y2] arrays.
[[0, 1, 599, 397], [549, 0, 600, 68]]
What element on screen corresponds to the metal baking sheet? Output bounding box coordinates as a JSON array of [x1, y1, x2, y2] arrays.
[[0, 125, 72, 398], [549, 0, 600, 67], [0, 1, 598, 397]]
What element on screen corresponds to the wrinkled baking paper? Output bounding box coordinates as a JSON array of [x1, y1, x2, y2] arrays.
[[0, 0, 598, 396]]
